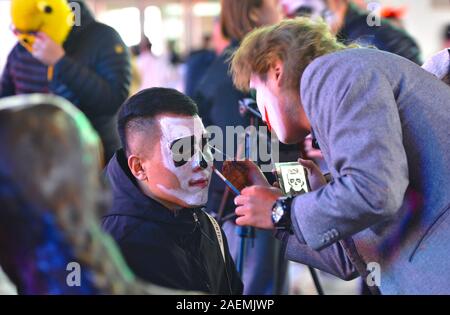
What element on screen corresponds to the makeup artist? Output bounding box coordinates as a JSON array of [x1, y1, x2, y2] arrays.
[[229, 19, 450, 294]]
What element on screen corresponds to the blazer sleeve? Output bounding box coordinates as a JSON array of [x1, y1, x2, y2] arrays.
[[292, 57, 410, 251], [277, 231, 358, 281]]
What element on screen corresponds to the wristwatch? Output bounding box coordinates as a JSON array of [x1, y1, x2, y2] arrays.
[[271, 196, 293, 231]]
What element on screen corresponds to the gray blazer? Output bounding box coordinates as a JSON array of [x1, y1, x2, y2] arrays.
[[285, 48, 450, 294]]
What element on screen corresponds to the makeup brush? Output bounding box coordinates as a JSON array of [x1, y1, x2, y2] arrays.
[[212, 167, 241, 196], [207, 144, 235, 161]]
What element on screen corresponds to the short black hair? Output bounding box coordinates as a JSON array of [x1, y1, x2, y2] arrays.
[[117, 88, 199, 154]]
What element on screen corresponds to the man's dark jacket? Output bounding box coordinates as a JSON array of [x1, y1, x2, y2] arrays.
[[101, 150, 243, 295], [0, 0, 131, 161]]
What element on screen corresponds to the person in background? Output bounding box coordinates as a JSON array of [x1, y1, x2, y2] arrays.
[[0, 0, 131, 162], [211, 18, 231, 57], [184, 18, 231, 99], [0, 94, 185, 295], [194, 0, 286, 295], [167, 40, 183, 67], [160, 40, 185, 91], [102, 88, 243, 295], [230, 18, 450, 294], [128, 45, 142, 96], [282, 0, 422, 64], [184, 35, 216, 98], [135, 37, 168, 90], [184, 19, 230, 98]]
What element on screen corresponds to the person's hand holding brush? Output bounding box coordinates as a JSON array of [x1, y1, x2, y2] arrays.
[[221, 160, 282, 229], [231, 159, 327, 230]]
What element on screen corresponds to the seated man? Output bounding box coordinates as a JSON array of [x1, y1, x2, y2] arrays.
[[102, 88, 243, 294]]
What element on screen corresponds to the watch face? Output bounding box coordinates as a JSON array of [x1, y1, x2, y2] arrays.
[[273, 205, 285, 224]]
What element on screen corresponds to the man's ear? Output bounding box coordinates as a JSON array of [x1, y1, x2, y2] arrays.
[[272, 60, 284, 87], [128, 155, 147, 181]]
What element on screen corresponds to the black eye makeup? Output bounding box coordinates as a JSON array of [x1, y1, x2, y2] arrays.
[[201, 133, 214, 160], [170, 135, 196, 167], [169, 133, 213, 168]]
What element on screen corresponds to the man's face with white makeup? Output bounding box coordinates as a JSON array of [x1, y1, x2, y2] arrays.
[[132, 114, 213, 209]]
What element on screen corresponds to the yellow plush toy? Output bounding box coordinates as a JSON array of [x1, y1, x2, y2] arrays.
[[11, 0, 74, 52]]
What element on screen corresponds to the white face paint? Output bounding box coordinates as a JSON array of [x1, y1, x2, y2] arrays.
[[250, 75, 289, 143], [157, 116, 213, 207]]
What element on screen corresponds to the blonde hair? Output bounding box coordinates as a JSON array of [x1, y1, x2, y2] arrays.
[[231, 18, 355, 92]]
